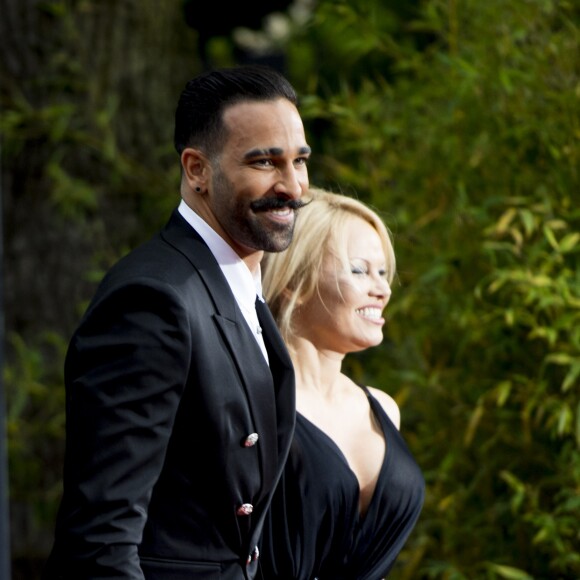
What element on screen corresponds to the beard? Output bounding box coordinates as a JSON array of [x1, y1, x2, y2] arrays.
[[211, 169, 306, 253]]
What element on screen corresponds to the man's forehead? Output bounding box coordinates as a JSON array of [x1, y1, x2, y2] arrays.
[[222, 98, 302, 128], [219, 99, 309, 158], [224, 97, 291, 112]]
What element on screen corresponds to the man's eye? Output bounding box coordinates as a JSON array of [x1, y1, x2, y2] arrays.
[[253, 159, 273, 167]]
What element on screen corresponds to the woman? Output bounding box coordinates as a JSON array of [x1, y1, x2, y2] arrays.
[[260, 188, 425, 579]]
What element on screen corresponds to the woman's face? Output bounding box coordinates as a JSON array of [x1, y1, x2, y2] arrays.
[[296, 216, 392, 355]]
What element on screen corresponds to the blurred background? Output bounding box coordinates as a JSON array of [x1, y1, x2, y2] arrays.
[[1, 0, 579, 578]]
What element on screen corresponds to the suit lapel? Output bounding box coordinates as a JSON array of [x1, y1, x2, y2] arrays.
[[245, 299, 296, 557], [255, 299, 295, 450], [160, 209, 239, 320], [220, 319, 281, 492], [160, 209, 285, 488]]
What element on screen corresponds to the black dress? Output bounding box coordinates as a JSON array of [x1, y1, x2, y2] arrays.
[[260, 385, 425, 580]]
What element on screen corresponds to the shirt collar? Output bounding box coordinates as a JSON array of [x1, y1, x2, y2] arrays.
[[178, 200, 265, 305]]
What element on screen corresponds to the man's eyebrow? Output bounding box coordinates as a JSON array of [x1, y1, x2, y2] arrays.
[[243, 146, 312, 159]]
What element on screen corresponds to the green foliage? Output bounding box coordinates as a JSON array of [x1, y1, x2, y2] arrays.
[[4, 332, 67, 526], [3, 0, 579, 576], [2, 1, 194, 567], [288, 0, 580, 577]]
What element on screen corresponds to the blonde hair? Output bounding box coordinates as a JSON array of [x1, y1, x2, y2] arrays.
[[262, 187, 396, 346]]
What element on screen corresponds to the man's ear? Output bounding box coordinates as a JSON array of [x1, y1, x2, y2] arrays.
[[181, 147, 209, 191]]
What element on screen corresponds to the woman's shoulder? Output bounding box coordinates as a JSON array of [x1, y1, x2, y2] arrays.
[[366, 386, 401, 430]]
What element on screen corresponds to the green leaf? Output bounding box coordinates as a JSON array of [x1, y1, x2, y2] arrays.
[[543, 225, 560, 251], [559, 232, 580, 253], [486, 563, 535, 579], [576, 401, 580, 448]]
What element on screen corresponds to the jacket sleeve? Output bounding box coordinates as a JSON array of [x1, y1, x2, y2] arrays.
[[49, 279, 192, 579]]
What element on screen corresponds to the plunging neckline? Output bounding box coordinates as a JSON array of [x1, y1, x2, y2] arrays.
[[296, 393, 391, 521], [261, 387, 426, 580]]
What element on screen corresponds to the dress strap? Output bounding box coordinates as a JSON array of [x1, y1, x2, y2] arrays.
[[356, 382, 373, 399]]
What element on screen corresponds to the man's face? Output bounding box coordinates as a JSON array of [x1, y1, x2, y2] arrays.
[[205, 98, 311, 258]]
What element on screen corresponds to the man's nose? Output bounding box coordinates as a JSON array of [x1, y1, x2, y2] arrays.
[[274, 164, 307, 199]]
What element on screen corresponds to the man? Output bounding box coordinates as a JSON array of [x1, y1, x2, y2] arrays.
[[42, 65, 311, 580]]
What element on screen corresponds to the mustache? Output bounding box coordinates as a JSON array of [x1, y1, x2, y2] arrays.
[[251, 197, 313, 212]]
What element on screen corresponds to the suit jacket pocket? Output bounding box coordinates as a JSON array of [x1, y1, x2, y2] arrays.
[[140, 556, 220, 580]]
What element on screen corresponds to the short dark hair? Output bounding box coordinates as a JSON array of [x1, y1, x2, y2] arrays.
[[174, 65, 299, 157]]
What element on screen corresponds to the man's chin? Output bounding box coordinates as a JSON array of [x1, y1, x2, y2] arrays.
[[248, 222, 295, 253], [255, 235, 294, 253]]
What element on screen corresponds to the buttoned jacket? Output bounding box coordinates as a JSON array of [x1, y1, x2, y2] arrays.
[[43, 209, 296, 580]]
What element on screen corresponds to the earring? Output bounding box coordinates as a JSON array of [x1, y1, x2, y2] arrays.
[[194, 186, 201, 193]]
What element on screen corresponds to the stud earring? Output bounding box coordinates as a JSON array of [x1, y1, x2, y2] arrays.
[[194, 186, 201, 193]]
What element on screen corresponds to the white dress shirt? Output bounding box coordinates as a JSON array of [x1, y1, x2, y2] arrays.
[[178, 200, 269, 364]]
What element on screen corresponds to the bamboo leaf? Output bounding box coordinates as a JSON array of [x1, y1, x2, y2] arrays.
[[486, 563, 534, 579], [559, 232, 580, 253], [543, 225, 560, 251]]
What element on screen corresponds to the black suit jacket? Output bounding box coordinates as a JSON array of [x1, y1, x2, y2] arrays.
[[43, 209, 296, 580]]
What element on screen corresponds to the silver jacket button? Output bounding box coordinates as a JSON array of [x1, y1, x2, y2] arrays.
[[243, 433, 259, 447], [246, 546, 259, 565], [236, 503, 254, 516]]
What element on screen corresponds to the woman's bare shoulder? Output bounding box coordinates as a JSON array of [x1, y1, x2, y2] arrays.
[[367, 386, 401, 430]]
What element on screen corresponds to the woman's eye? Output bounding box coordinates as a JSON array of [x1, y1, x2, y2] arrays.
[[351, 266, 367, 275]]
